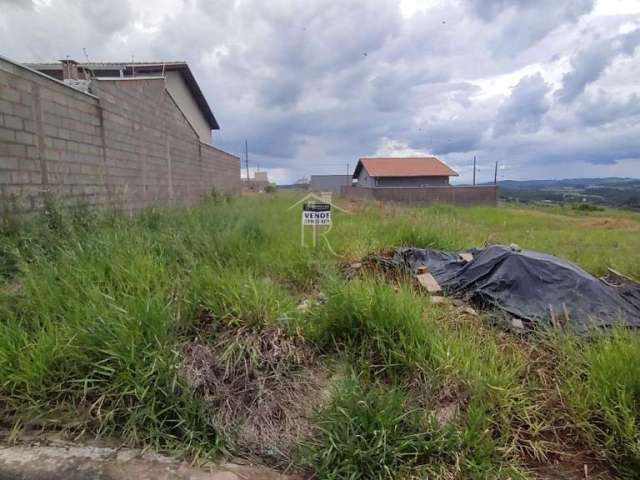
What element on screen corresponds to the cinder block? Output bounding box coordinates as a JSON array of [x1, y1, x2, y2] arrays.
[[23, 120, 36, 132], [19, 158, 39, 171], [3, 114, 23, 130], [15, 131, 35, 145], [0, 171, 12, 184], [0, 127, 16, 142], [6, 143, 26, 157], [0, 99, 13, 115], [11, 171, 31, 184], [12, 104, 30, 118], [0, 86, 20, 103], [43, 125, 60, 137], [0, 71, 10, 86], [11, 77, 32, 93], [20, 92, 33, 107], [0, 157, 19, 170]]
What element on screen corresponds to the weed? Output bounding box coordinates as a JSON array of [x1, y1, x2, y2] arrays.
[[557, 329, 640, 476], [572, 203, 605, 212], [303, 376, 459, 479], [190, 266, 297, 328], [1, 193, 639, 477], [309, 278, 430, 378]]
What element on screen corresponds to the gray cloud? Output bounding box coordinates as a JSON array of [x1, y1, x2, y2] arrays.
[[77, 0, 132, 34], [557, 28, 640, 103], [501, 125, 640, 166], [0, 0, 33, 6], [0, 0, 639, 182], [466, 0, 593, 22], [466, 0, 594, 56], [493, 73, 551, 136], [575, 91, 640, 126]]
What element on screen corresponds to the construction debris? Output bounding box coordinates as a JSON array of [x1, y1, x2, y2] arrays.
[[416, 272, 442, 293], [511, 318, 525, 330], [390, 245, 640, 331], [430, 296, 447, 304], [459, 252, 473, 263]]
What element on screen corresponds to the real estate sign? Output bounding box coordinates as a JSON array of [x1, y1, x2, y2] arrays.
[[302, 202, 331, 226]]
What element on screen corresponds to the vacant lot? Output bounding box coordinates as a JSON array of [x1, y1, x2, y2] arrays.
[[1, 194, 640, 479]]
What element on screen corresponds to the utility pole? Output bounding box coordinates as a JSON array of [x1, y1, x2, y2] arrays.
[[473, 155, 476, 186], [494, 161, 498, 185], [346, 162, 350, 186], [245, 140, 249, 181]]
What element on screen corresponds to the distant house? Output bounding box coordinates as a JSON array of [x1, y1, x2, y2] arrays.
[[254, 171, 269, 183], [310, 175, 352, 193], [243, 170, 271, 192], [353, 157, 458, 187]]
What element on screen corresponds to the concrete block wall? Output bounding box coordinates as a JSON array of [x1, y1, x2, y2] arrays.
[[0, 56, 240, 214], [340, 185, 498, 207]]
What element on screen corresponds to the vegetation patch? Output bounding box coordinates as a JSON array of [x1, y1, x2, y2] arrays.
[[303, 376, 461, 479], [1, 194, 639, 478], [179, 322, 323, 464]]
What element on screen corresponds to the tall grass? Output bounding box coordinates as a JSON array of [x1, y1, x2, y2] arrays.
[[1, 194, 639, 476], [303, 376, 460, 479], [0, 209, 221, 458], [557, 329, 640, 476], [308, 278, 430, 378]]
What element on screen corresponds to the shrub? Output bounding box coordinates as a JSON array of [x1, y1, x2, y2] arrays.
[[572, 202, 604, 212]]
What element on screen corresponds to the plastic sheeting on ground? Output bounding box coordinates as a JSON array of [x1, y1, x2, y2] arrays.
[[393, 245, 640, 331]]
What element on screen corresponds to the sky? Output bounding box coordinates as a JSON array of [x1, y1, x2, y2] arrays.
[[1, 0, 640, 184]]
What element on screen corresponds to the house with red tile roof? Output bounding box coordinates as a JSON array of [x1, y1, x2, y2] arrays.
[[352, 157, 458, 187]]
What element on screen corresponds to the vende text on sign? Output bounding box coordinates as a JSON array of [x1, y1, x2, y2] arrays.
[[302, 202, 331, 225]]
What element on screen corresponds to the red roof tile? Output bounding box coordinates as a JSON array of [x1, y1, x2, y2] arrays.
[[354, 157, 459, 178]]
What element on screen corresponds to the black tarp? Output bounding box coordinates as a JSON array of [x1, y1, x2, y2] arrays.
[[393, 245, 640, 331]]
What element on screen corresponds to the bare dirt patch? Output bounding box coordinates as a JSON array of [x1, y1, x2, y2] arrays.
[[180, 325, 327, 465], [580, 217, 640, 231], [526, 451, 615, 480]]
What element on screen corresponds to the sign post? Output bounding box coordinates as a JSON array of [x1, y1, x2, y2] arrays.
[[302, 202, 331, 247]]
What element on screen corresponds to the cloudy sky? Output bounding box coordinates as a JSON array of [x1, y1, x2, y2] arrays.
[[2, 0, 640, 183]]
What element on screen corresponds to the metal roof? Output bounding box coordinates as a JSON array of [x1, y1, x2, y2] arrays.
[[24, 61, 219, 130]]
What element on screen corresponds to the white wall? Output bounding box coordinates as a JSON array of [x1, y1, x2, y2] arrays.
[[356, 168, 373, 186], [165, 71, 212, 145]]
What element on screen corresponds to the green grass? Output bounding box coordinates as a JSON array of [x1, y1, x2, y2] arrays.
[[303, 375, 460, 479], [556, 329, 640, 477], [1, 193, 640, 477]]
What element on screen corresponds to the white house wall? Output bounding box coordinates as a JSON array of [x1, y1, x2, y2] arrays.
[[165, 71, 212, 145]]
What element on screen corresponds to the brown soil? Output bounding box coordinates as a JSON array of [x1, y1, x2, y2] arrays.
[[526, 451, 615, 480], [180, 324, 327, 465], [580, 217, 640, 231]]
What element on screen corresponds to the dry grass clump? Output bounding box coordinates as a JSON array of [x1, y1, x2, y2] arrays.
[[180, 323, 324, 464]]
